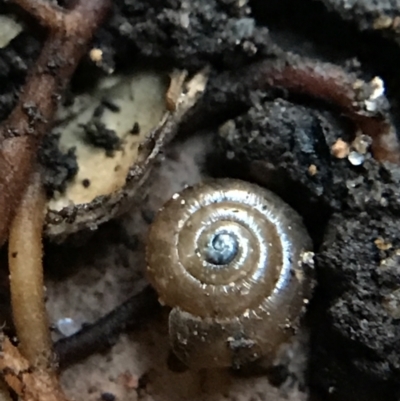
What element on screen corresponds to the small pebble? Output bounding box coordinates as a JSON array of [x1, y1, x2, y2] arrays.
[[374, 237, 392, 251], [352, 134, 372, 154], [348, 151, 365, 166], [56, 317, 81, 337], [331, 138, 349, 159], [90, 48, 103, 63], [301, 251, 315, 268], [308, 164, 317, 176]]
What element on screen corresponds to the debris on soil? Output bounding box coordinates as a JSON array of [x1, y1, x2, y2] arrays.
[[80, 120, 122, 155], [38, 132, 79, 196]]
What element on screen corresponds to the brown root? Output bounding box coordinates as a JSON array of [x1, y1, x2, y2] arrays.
[[247, 55, 399, 164], [0, 0, 112, 247], [6, 170, 69, 401], [183, 53, 400, 164]]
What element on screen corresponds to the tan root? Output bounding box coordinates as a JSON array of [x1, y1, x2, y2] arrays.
[[8, 171, 52, 372]]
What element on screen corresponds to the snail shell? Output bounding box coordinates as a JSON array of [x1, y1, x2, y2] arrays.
[[146, 178, 314, 369]]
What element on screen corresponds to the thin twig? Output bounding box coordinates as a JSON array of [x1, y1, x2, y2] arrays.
[[54, 285, 161, 369]]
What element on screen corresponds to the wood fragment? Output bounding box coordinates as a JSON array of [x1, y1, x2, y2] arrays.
[[0, 336, 68, 401]]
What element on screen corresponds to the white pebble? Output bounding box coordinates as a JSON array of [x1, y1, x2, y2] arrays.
[[348, 151, 365, 166], [56, 317, 81, 337]]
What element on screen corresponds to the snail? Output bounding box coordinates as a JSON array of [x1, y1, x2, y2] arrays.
[[146, 178, 314, 369]]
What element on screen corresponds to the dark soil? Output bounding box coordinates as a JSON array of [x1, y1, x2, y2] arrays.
[[38, 132, 79, 195], [311, 212, 400, 401], [80, 119, 122, 155], [2, 0, 400, 400], [213, 94, 400, 400]]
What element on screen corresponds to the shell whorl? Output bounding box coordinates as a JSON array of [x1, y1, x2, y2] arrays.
[[146, 178, 314, 368]]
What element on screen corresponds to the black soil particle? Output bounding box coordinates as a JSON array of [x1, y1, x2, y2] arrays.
[[101, 97, 120, 113], [130, 122, 140, 135], [82, 178, 90, 188], [80, 120, 122, 155], [0, 31, 41, 120], [38, 132, 79, 195]]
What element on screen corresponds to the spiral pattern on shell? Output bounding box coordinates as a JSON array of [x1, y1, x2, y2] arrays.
[[146, 178, 314, 368]]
